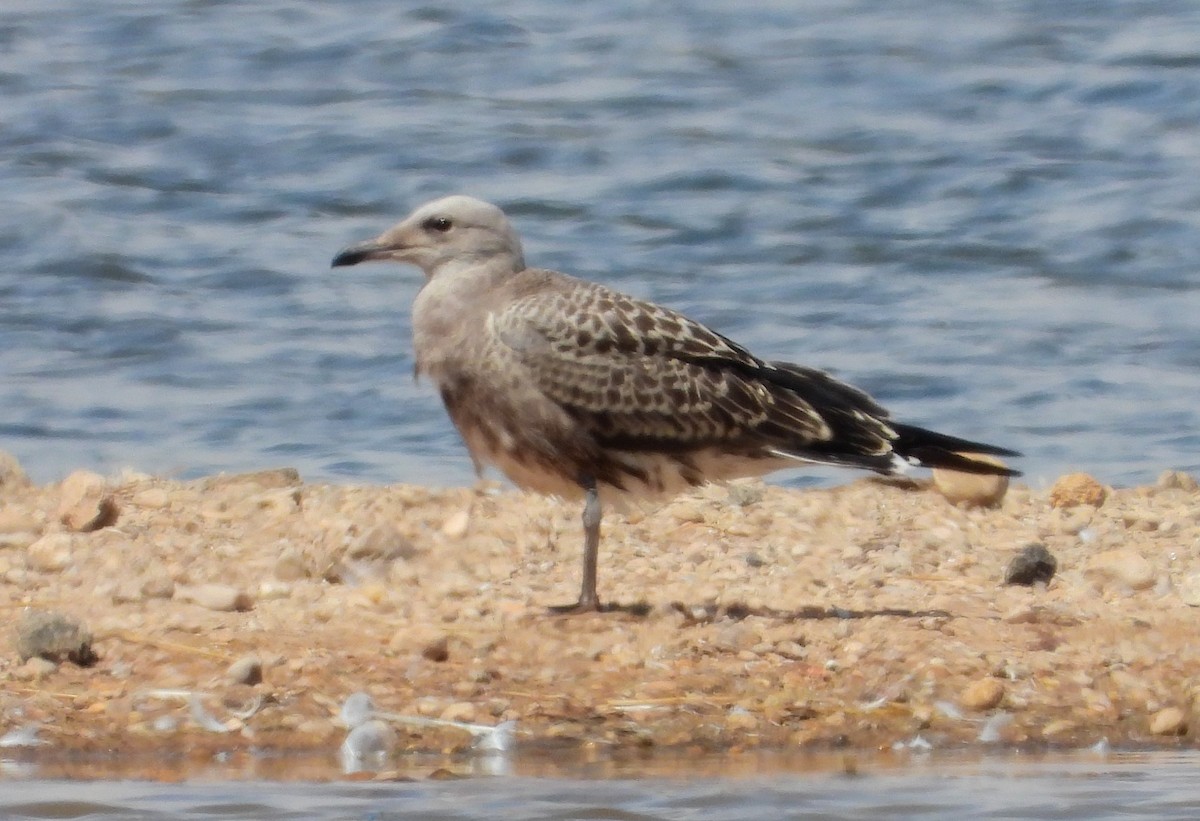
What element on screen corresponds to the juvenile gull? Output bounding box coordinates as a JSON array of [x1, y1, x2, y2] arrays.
[[332, 196, 1020, 613]]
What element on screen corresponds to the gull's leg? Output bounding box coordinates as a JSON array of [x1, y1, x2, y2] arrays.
[[550, 478, 602, 613]]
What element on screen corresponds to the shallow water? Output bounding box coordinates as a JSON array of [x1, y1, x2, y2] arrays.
[[2, 751, 1199, 820], [2, 1, 1199, 489]]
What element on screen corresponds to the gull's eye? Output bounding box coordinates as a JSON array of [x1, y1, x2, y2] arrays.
[[422, 216, 453, 233]]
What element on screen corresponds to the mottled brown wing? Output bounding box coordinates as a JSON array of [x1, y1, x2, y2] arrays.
[[491, 276, 833, 453]]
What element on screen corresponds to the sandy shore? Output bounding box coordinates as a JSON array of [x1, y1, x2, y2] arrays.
[[2, 451, 1198, 773]]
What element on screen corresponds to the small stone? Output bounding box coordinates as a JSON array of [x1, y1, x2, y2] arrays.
[[0, 531, 37, 551], [57, 470, 119, 532], [1048, 473, 1108, 508], [726, 481, 765, 507], [0, 508, 39, 533], [932, 454, 1010, 507], [14, 609, 96, 665], [0, 451, 31, 489], [1156, 470, 1198, 492], [26, 533, 73, 572], [725, 708, 759, 731], [1004, 543, 1057, 586], [131, 487, 171, 509], [441, 509, 470, 539], [176, 584, 254, 612], [1149, 707, 1187, 736], [257, 580, 292, 600], [140, 571, 175, 600], [346, 525, 418, 562], [1086, 549, 1156, 591], [203, 468, 301, 491], [341, 719, 396, 762], [110, 582, 144, 604], [669, 502, 706, 524], [273, 546, 308, 581], [422, 636, 450, 662], [1041, 719, 1076, 739], [18, 656, 59, 680], [246, 488, 301, 518], [439, 701, 477, 723], [960, 678, 1005, 711], [226, 655, 263, 686], [1178, 573, 1200, 607]]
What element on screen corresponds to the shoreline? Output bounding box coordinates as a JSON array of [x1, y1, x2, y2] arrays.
[[2, 453, 1199, 776]]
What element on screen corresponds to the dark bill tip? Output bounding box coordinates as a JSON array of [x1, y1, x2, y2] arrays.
[[331, 241, 388, 268]]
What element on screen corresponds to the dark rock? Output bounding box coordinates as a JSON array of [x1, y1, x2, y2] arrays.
[[14, 609, 97, 666], [422, 636, 450, 662], [1005, 543, 1057, 586], [226, 654, 264, 686]]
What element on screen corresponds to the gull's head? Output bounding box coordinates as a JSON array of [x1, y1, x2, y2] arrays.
[[331, 195, 525, 278]]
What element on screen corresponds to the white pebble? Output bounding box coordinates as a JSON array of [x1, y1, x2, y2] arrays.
[[26, 533, 73, 572], [177, 584, 253, 612], [339, 692, 376, 728], [340, 720, 396, 773], [0, 724, 44, 748], [977, 712, 1013, 743]]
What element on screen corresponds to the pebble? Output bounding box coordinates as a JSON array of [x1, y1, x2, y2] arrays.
[[14, 609, 96, 665], [140, 571, 176, 600], [0, 531, 37, 551], [57, 470, 119, 532], [931, 455, 1010, 507], [726, 481, 765, 507], [345, 525, 417, 562], [258, 580, 293, 600], [131, 487, 171, 509], [422, 636, 450, 663], [176, 584, 254, 612], [273, 546, 308, 581], [17, 657, 59, 680], [340, 719, 397, 768], [725, 707, 759, 731], [441, 509, 471, 538], [0, 508, 40, 533], [26, 532, 74, 572], [0, 724, 44, 747], [0, 450, 30, 488], [340, 693, 376, 728], [246, 488, 301, 519], [203, 468, 301, 491], [226, 654, 264, 686], [1041, 719, 1076, 739], [1156, 470, 1199, 492], [440, 701, 478, 723], [1004, 543, 1057, 586], [1148, 707, 1187, 736], [1178, 573, 1200, 607], [960, 678, 1005, 711], [1086, 550, 1156, 592], [111, 582, 144, 604], [1048, 473, 1108, 508]]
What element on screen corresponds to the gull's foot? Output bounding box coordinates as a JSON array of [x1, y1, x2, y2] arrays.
[[547, 596, 602, 615], [546, 599, 652, 617]]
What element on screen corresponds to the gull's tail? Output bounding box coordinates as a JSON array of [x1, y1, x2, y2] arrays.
[[888, 423, 1022, 476], [759, 361, 1021, 478]]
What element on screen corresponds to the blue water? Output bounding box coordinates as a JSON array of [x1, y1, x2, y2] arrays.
[[2, 752, 1199, 820], [2, 1, 1199, 488]]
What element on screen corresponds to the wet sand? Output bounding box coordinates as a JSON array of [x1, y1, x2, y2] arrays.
[[2, 452, 1198, 774]]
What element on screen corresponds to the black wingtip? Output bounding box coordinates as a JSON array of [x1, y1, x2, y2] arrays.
[[891, 423, 1022, 476]]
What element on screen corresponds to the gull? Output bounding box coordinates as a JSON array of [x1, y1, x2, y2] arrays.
[[332, 195, 1020, 613]]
